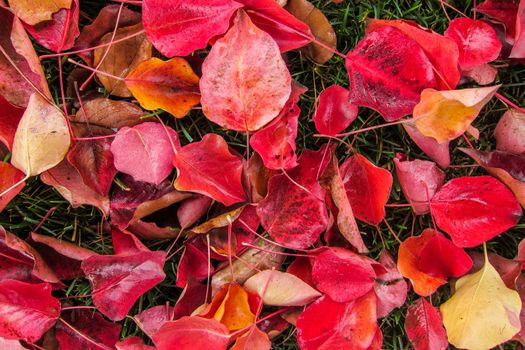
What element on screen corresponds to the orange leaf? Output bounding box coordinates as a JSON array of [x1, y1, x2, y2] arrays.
[[413, 85, 500, 143], [125, 57, 200, 118]]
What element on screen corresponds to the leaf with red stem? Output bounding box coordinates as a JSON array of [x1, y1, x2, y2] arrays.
[[200, 10, 292, 132], [175, 239, 214, 288], [142, 0, 242, 57], [0, 7, 51, 107], [173, 133, 246, 206], [0, 280, 60, 343]]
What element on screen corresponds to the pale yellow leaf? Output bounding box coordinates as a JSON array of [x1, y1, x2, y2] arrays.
[[11, 93, 70, 176], [440, 257, 522, 350]]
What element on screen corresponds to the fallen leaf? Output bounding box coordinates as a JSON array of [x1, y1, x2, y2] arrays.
[[176, 240, 214, 288], [153, 316, 230, 350], [231, 326, 271, 350], [135, 305, 175, 338], [494, 109, 525, 154], [511, 0, 525, 58], [82, 250, 166, 321], [11, 93, 70, 176], [142, 0, 243, 57], [340, 153, 393, 225], [314, 85, 358, 136], [345, 26, 437, 121], [125, 57, 200, 118], [312, 247, 376, 303], [430, 176, 522, 247], [0, 96, 24, 150], [403, 122, 451, 168], [413, 85, 500, 143], [394, 153, 445, 215], [7, 0, 72, 25], [94, 23, 152, 97], [284, 0, 337, 64], [461, 148, 525, 207], [111, 122, 179, 185], [177, 195, 213, 229], [477, 0, 518, 43], [441, 255, 522, 349], [0, 162, 25, 213], [200, 10, 292, 132], [0, 280, 60, 343], [373, 250, 408, 318], [116, 336, 156, 350], [173, 133, 246, 206], [244, 270, 321, 306], [70, 98, 146, 129], [405, 298, 447, 350]]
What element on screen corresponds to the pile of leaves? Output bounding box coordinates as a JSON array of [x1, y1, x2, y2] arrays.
[[1, 0, 525, 349]]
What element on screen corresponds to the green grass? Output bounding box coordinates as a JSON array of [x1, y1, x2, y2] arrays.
[[1, 0, 525, 349]]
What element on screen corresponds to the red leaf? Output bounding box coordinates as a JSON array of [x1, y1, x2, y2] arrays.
[[340, 153, 393, 225], [417, 229, 473, 279], [296, 293, 377, 350], [173, 133, 246, 206], [405, 298, 447, 350], [135, 305, 174, 338], [430, 176, 522, 247], [445, 18, 502, 70], [250, 83, 304, 170], [238, 0, 313, 52], [312, 247, 376, 303], [67, 136, 117, 196], [116, 336, 156, 350], [314, 85, 358, 136], [0, 96, 24, 150], [177, 195, 213, 229], [28, 232, 98, 280], [82, 251, 166, 321], [345, 26, 437, 121], [110, 122, 179, 185], [394, 154, 445, 215], [478, 0, 519, 43], [256, 148, 329, 249], [373, 250, 408, 318], [0, 280, 60, 343], [511, 0, 525, 58], [111, 228, 149, 255], [200, 11, 292, 132], [56, 309, 121, 350], [176, 240, 214, 288], [0, 162, 25, 213], [366, 19, 460, 90], [142, 0, 242, 57], [152, 316, 230, 350], [231, 326, 271, 350], [24, 0, 79, 52]]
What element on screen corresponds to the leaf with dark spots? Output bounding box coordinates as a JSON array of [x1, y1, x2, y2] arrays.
[[430, 176, 522, 247], [82, 250, 166, 321], [345, 26, 437, 121], [0, 280, 60, 343]]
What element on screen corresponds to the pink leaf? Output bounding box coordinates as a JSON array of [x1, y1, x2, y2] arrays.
[[494, 109, 525, 155], [373, 250, 408, 318]]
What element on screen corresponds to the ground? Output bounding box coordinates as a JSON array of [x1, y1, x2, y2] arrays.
[[1, 0, 525, 349]]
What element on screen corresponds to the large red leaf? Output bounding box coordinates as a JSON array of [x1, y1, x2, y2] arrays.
[[430, 176, 522, 247], [111, 122, 179, 185], [250, 82, 306, 170], [444, 18, 502, 70], [0, 96, 24, 150], [173, 133, 246, 206], [405, 298, 447, 350], [373, 250, 408, 318], [366, 19, 460, 90], [82, 251, 166, 321], [394, 154, 445, 215], [23, 0, 79, 52], [340, 153, 393, 225], [238, 0, 313, 52], [56, 309, 121, 350], [345, 26, 437, 121], [0, 280, 60, 343], [314, 85, 358, 136], [0, 162, 25, 213], [311, 247, 376, 303], [256, 148, 329, 249], [152, 316, 230, 350], [200, 11, 291, 132], [142, 0, 242, 57], [296, 293, 377, 350]]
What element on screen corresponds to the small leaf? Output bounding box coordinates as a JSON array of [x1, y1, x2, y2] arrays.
[[244, 270, 321, 306], [405, 298, 447, 350], [7, 0, 72, 25], [0, 162, 25, 213], [314, 85, 358, 136], [11, 93, 70, 176], [494, 109, 525, 155], [441, 257, 522, 349], [125, 57, 200, 118]]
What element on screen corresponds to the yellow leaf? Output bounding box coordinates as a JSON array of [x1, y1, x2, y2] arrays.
[[414, 85, 500, 143], [11, 93, 70, 176], [8, 0, 72, 25], [440, 256, 521, 350]]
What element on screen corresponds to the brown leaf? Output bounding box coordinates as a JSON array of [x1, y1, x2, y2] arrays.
[[70, 98, 146, 129], [285, 0, 336, 64]]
